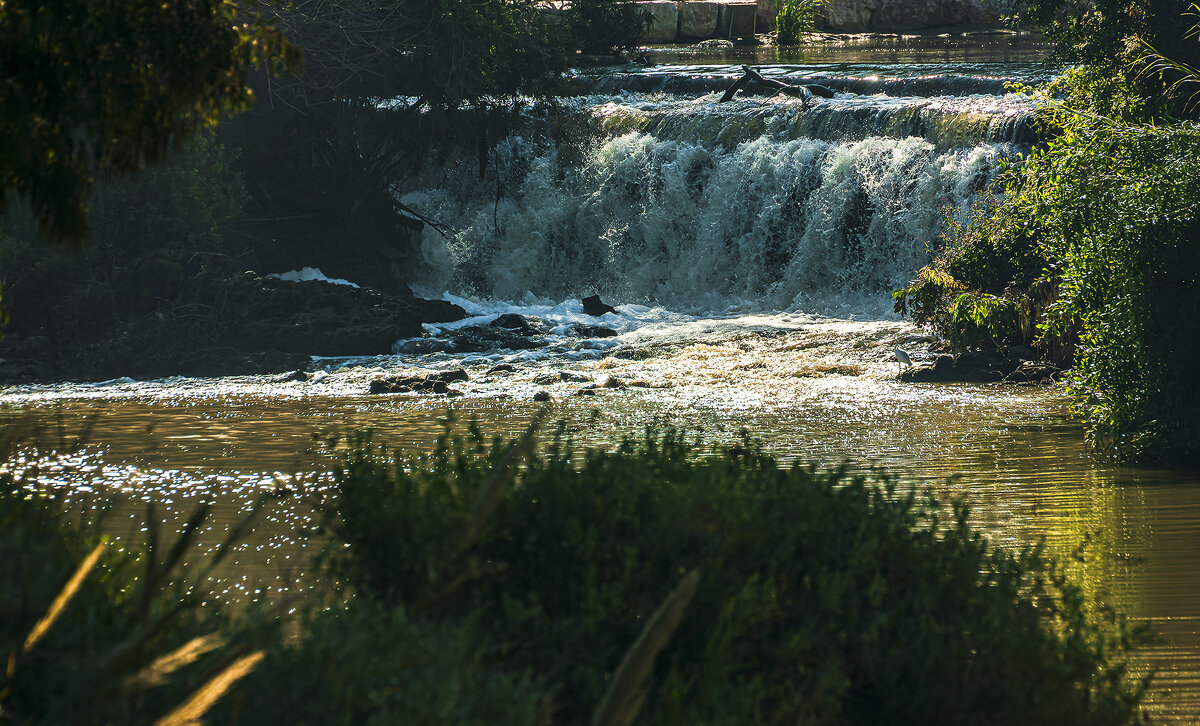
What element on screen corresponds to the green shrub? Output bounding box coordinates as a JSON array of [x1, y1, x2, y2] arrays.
[[225, 601, 549, 726], [947, 291, 1032, 350], [775, 0, 819, 45], [899, 116, 1200, 464], [322, 422, 1152, 725]]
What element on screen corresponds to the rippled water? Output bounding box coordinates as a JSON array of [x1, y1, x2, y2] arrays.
[[2, 316, 1198, 721]]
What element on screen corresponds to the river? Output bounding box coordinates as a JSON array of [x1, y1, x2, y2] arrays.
[[1, 32, 1197, 721]]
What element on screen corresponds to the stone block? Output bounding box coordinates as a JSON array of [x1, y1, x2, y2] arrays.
[[678, 1, 720, 38], [639, 0, 679, 42], [716, 1, 758, 36]]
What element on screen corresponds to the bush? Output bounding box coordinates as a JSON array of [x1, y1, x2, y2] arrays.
[[775, 0, 819, 45], [897, 118, 1200, 464], [225, 601, 549, 726], [321, 422, 1152, 725]]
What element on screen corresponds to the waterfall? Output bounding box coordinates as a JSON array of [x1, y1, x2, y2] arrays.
[[402, 67, 1035, 317]]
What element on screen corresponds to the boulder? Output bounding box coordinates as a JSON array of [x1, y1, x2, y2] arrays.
[[582, 295, 618, 316], [570, 324, 619, 338], [900, 350, 1057, 383], [369, 376, 450, 394], [491, 313, 550, 336]]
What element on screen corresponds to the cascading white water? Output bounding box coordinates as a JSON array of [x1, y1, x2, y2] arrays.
[[402, 71, 1033, 318]]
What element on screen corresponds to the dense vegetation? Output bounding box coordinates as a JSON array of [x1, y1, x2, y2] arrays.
[[895, 2, 1200, 465], [2, 425, 1156, 724], [234, 424, 1150, 725]]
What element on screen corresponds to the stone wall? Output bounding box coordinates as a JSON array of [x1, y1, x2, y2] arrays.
[[753, 0, 1000, 33], [641, 0, 1002, 43]]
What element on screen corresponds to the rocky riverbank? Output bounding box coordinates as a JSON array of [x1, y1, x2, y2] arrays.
[[0, 266, 464, 384]]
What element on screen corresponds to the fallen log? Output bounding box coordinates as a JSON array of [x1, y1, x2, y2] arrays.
[[719, 66, 835, 103]]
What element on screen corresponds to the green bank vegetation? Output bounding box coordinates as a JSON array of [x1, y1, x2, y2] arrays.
[[775, 0, 821, 45], [895, 2, 1200, 465], [3, 422, 1155, 724]]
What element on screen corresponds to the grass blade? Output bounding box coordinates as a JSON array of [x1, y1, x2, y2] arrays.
[[152, 650, 265, 726], [592, 568, 701, 726], [24, 539, 107, 654], [125, 633, 226, 690]]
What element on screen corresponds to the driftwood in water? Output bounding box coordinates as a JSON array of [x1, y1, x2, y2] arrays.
[[719, 66, 835, 103]]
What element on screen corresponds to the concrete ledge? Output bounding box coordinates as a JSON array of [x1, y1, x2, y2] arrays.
[[679, 1, 721, 38], [642, 0, 680, 42], [715, 1, 758, 37]]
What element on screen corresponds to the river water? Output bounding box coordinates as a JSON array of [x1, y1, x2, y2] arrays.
[[1, 32, 1197, 721]]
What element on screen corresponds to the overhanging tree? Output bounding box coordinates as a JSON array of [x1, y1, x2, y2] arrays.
[[0, 0, 298, 247]]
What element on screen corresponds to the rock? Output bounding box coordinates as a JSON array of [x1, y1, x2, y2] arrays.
[[601, 375, 626, 389], [582, 295, 618, 317], [281, 369, 309, 382], [430, 368, 469, 383], [532, 390, 552, 402], [369, 376, 450, 394], [535, 371, 591, 385], [488, 363, 518, 374], [1004, 361, 1058, 383], [575, 388, 597, 396], [570, 324, 618, 338], [490, 313, 550, 336], [398, 326, 549, 355], [899, 349, 1055, 384]]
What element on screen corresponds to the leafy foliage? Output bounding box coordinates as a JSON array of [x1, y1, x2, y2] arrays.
[[225, 601, 550, 726], [0, 0, 297, 246], [897, 118, 1200, 464], [318, 422, 1152, 725], [1007, 0, 1200, 120], [776, 0, 820, 46]]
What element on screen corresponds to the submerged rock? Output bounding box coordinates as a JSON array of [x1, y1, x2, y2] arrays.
[[570, 324, 618, 338], [370, 376, 449, 394], [491, 313, 550, 336], [899, 348, 1057, 383], [394, 326, 548, 355]]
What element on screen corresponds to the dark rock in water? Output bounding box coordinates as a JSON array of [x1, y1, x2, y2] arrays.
[[600, 375, 625, 389], [370, 376, 450, 394], [488, 363, 518, 374], [1004, 361, 1058, 383], [491, 313, 550, 336], [431, 368, 469, 383], [582, 295, 617, 317], [570, 324, 618, 338], [414, 298, 468, 323], [535, 371, 592, 385], [395, 325, 548, 355], [451, 326, 548, 352], [393, 338, 452, 354], [575, 388, 597, 396], [900, 349, 1057, 384], [281, 369, 310, 382], [532, 391, 552, 402]]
